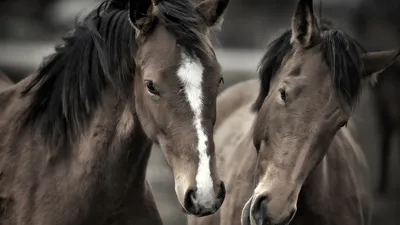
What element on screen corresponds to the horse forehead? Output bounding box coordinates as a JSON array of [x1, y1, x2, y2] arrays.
[[282, 50, 328, 84], [140, 25, 180, 63], [142, 25, 217, 86], [177, 53, 205, 87], [301, 50, 328, 73]]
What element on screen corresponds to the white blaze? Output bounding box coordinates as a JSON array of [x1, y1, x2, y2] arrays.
[[177, 52, 215, 208]]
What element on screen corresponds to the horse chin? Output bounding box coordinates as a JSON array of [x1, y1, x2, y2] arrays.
[[181, 206, 217, 217]]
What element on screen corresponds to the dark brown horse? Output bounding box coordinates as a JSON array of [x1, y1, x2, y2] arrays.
[[351, 1, 400, 194], [0, 0, 230, 224], [188, 0, 400, 225], [369, 63, 400, 194]]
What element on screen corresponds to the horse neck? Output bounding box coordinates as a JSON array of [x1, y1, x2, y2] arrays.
[[297, 126, 370, 224], [72, 91, 153, 190], [13, 8, 150, 186], [5, 78, 153, 193], [294, 140, 341, 224], [0, 83, 156, 223]]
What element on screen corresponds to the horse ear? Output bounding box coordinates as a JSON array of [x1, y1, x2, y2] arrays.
[[291, 0, 320, 48], [129, 0, 156, 34], [361, 50, 400, 84], [195, 0, 230, 27]]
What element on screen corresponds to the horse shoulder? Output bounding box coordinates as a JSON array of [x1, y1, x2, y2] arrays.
[[212, 103, 258, 225], [214, 99, 256, 176], [215, 79, 259, 129], [214, 78, 259, 178]]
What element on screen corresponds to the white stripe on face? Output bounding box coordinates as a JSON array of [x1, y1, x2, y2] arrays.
[[177, 52, 216, 208]]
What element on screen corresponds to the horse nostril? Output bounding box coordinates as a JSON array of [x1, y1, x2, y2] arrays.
[[251, 196, 268, 223], [217, 181, 226, 200], [183, 187, 197, 213], [183, 183, 225, 217]]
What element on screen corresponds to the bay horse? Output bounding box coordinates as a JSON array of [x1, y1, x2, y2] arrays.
[[188, 0, 400, 225], [0, 0, 230, 224], [370, 63, 400, 194]]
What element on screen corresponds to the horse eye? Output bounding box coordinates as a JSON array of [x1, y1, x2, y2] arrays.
[[279, 88, 287, 102], [145, 80, 159, 95]]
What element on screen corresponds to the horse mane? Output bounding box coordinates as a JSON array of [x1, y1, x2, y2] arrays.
[[252, 20, 365, 112], [156, 0, 207, 59], [19, 0, 207, 150]]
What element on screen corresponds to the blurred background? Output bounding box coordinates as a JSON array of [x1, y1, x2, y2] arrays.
[[1, 0, 400, 224]]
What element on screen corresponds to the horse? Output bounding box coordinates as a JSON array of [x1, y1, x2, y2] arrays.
[[187, 0, 400, 224], [0, 70, 12, 89], [0, 0, 231, 223], [370, 63, 400, 194], [351, 1, 400, 194]]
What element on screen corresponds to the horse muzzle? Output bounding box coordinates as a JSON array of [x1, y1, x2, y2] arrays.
[[180, 181, 226, 217], [241, 196, 296, 225]]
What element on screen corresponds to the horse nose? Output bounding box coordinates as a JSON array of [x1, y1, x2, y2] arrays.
[[216, 181, 226, 201], [251, 195, 296, 225], [251, 196, 269, 223], [183, 181, 226, 217]]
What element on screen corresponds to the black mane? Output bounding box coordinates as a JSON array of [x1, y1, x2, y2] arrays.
[[252, 21, 365, 112], [20, 0, 208, 150]]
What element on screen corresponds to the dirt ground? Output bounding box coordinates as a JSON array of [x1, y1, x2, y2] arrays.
[[145, 72, 400, 225]]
